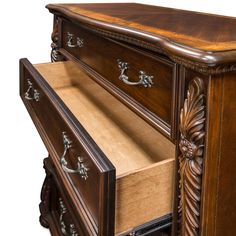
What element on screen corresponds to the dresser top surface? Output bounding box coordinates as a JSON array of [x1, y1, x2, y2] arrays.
[[47, 3, 236, 53]]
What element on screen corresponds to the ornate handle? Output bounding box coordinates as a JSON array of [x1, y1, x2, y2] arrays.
[[60, 132, 89, 180], [59, 198, 79, 236], [24, 79, 40, 101], [117, 59, 154, 88], [67, 32, 83, 48]]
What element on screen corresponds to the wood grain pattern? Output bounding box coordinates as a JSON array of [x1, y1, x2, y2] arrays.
[[200, 73, 236, 236], [214, 73, 236, 236], [47, 3, 236, 52], [20, 3, 236, 236], [20, 58, 116, 236], [115, 160, 174, 234], [60, 20, 176, 138], [47, 4, 236, 75], [178, 77, 205, 236], [35, 60, 175, 234], [21, 59, 175, 235], [37, 61, 175, 176]]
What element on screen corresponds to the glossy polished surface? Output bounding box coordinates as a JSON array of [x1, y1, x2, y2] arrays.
[[47, 3, 236, 52]]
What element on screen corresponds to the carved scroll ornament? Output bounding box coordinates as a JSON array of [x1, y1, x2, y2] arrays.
[[51, 18, 64, 62], [178, 77, 205, 236]]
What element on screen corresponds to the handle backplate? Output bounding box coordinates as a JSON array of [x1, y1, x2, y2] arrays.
[[59, 198, 79, 236], [24, 79, 40, 101], [60, 132, 89, 180], [67, 32, 83, 48], [117, 59, 154, 88]]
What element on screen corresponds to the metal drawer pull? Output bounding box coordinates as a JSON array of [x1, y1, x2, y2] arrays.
[[117, 59, 154, 88], [60, 132, 89, 180], [67, 32, 83, 48], [59, 198, 79, 236], [24, 79, 40, 101]]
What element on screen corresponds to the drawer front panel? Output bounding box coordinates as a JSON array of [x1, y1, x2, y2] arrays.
[[61, 20, 177, 137], [20, 59, 115, 235], [43, 157, 90, 236]]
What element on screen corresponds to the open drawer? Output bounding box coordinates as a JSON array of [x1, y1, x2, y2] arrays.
[[20, 59, 175, 235]]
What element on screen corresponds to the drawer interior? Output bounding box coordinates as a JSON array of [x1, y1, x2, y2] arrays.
[[35, 61, 175, 234]]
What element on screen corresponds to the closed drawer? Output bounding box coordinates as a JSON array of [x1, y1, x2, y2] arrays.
[[60, 20, 177, 138], [48, 157, 171, 236], [20, 59, 175, 235], [45, 157, 92, 236], [43, 159, 81, 236]]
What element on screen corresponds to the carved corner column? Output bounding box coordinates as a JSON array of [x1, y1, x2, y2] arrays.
[[177, 77, 206, 236], [51, 16, 65, 62], [39, 158, 53, 228]]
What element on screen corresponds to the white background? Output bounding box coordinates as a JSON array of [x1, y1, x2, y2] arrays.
[[0, 0, 234, 235]]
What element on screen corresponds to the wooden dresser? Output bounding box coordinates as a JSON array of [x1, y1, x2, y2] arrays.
[[20, 3, 236, 236]]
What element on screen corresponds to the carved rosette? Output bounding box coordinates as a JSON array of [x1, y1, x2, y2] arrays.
[[178, 77, 205, 236], [51, 17, 64, 62]]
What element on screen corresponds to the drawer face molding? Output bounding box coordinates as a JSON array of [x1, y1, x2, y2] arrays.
[[20, 3, 236, 236], [20, 59, 175, 235], [40, 158, 172, 236], [20, 59, 116, 236], [60, 20, 178, 139]]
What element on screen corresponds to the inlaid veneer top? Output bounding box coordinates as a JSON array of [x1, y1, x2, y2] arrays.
[[47, 3, 236, 52]]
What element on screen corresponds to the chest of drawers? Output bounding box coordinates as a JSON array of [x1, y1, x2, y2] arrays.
[[20, 3, 236, 236]]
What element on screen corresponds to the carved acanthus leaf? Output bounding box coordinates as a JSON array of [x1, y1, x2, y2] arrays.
[[178, 77, 205, 236]]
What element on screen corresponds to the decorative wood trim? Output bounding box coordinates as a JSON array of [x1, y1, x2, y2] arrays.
[[47, 5, 236, 75], [169, 54, 236, 75], [178, 77, 205, 236], [92, 27, 236, 75], [39, 158, 53, 228], [51, 16, 64, 62]]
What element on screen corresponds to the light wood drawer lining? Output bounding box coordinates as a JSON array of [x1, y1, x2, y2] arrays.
[[35, 61, 175, 176], [34, 61, 175, 234]]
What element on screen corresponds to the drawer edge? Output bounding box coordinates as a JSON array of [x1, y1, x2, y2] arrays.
[[58, 49, 173, 140], [20, 58, 116, 236], [20, 58, 115, 172]]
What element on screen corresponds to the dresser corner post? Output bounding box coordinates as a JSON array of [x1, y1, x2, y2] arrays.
[[39, 157, 53, 228], [175, 76, 206, 236], [51, 15, 64, 62]]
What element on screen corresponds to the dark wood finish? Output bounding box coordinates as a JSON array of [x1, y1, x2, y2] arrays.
[[46, 3, 236, 74], [177, 77, 206, 235], [200, 72, 236, 236], [51, 16, 65, 62], [19, 3, 236, 236], [21, 59, 105, 224], [39, 158, 64, 236], [20, 58, 174, 235], [40, 157, 88, 236], [47, 3, 236, 51], [39, 158, 54, 229], [60, 19, 177, 138], [40, 157, 171, 236], [20, 58, 116, 236]]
